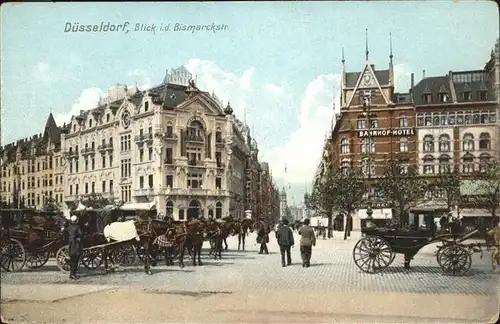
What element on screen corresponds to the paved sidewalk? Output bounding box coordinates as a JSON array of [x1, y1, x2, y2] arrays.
[[1, 284, 117, 302]]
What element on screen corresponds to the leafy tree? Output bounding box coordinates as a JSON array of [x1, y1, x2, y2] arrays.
[[474, 160, 500, 223], [308, 164, 337, 237], [43, 197, 61, 212], [332, 167, 367, 239], [431, 170, 462, 211], [378, 160, 427, 226], [79, 192, 120, 209]]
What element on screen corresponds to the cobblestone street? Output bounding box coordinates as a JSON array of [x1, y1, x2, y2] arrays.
[[1, 231, 499, 323]]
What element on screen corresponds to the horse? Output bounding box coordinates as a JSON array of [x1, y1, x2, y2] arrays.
[[237, 219, 254, 251], [176, 219, 204, 268]]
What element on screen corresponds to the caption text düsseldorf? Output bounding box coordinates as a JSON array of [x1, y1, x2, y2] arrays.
[[64, 22, 229, 35]]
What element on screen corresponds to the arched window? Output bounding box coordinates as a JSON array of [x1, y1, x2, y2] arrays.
[[166, 201, 174, 217], [479, 153, 491, 172], [479, 133, 490, 150], [361, 138, 375, 153], [424, 114, 432, 126], [215, 201, 223, 219], [187, 199, 201, 219], [361, 158, 375, 177], [416, 113, 424, 127], [399, 137, 408, 152], [357, 116, 366, 129], [399, 113, 409, 127], [166, 122, 174, 137], [462, 153, 474, 173], [438, 154, 451, 174], [462, 133, 474, 151], [340, 138, 350, 154], [341, 160, 350, 173], [215, 127, 223, 143], [187, 120, 204, 140], [423, 154, 435, 175], [438, 134, 450, 152], [370, 115, 379, 128], [423, 135, 434, 152]]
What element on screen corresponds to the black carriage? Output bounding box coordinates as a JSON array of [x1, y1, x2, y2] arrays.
[[1, 209, 66, 272], [352, 219, 487, 276]]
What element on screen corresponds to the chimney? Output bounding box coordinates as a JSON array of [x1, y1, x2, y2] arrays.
[[370, 64, 375, 70], [423, 69, 426, 79], [411, 73, 415, 90]]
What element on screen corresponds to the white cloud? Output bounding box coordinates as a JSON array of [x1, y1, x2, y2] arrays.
[[394, 63, 413, 92], [54, 88, 105, 126], [266, 74, 340, 184], [263, 82, 285, 96], [128, 69, 152, 91], [32, 62, 54, 85]]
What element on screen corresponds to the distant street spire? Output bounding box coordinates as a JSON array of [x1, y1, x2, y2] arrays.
[[365, 28, 369, 61], [341, 47, 345, 65], [389, 32, 393, 64]]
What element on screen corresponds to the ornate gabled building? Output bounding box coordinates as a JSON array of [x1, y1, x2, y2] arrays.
[[0, 114, 65, 209], [60, 66, 277, 221], [331, 37, 417, 200], [257, 162, 280, 224]]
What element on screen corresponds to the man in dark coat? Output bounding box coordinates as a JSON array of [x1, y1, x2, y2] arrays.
[[276, 219, 294, 267], [67, 215, 83, 279], [257, 217, 269, 254]]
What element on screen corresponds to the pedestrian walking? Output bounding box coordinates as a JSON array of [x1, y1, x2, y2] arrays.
[[276, 219, 294, 267], [298, 218, 316, 267], [487, 218, 500, 272], [257, 217, 269, 254], [67, 215, 83, 280]]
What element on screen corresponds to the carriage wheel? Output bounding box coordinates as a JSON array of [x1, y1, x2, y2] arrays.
[[0, 238, 27, 272], [136, 245, 163, 264], [353, 236, 394, 273], [56, 245, 72, 272], [437, 245, 472, 276], [81, 249, 103, 270], [26, 250, 51, 269], [114, 246, 136, 266]]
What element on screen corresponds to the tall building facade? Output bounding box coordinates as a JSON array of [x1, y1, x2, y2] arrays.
[[59, 67, 277, 221], [0, 114, 64, 209], [331, 48, 417, 202]]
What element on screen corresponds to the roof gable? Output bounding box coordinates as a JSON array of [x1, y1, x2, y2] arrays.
[[346, 63, 390, 108], [176, 93, 224, 116]]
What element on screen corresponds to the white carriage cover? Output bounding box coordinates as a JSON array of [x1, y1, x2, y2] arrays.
[[103, 220, 140, 242]]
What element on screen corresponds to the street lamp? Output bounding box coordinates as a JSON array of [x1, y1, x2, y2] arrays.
[[362, 90, 375, 222]]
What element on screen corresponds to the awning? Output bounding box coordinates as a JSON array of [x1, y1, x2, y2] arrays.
[[358, 208, 393, 220], [75, 202, 88, 211], [460, 208, 499, 217], [119, 202, 156, 211]]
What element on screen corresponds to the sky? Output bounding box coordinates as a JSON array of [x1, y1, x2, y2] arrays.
[[1, 1, 499, 206]]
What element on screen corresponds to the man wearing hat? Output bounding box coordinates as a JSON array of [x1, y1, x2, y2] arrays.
[[68, 215, 83, 279], [257, 217, 269, 254]]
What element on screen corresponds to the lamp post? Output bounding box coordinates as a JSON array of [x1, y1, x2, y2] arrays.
[[362, 90, 375, 222]]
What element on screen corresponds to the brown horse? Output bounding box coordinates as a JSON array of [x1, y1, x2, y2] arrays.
[[238, 219, 254, 251]]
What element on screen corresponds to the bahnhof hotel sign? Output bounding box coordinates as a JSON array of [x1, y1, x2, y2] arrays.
[[358, 127, 415, 138]]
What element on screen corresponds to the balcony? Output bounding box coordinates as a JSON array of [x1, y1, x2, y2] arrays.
[[135, 133, 154, 145], [134, 188, 155, 197], [164, 157, 174, 165], [81, 147, 95, 155], [186, 134, 204, 144], [63, 151, 78, 159], [165, 133, 178, 142], [188, 160, 205, 167], [98, 144, 114, 152]]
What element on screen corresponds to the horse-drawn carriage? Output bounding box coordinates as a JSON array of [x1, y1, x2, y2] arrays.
[[1, 209, 67, 272], [353, 219, 491, 276]]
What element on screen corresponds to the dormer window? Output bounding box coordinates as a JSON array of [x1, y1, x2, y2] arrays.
[[422, 93, 432, 103], [477, 91, 487, 101], [144, 102, 149, 112], [438, 93, 448, 102], [89, 119, 93, 128], [106, 114, 110, 122], [462, 91, 471, 101]]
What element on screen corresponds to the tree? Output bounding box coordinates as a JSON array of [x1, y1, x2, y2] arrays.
[[332, 167, 367, 239], [43, 197, 61, 212], [432, 170, 462, 211], [474, 160, 500, 223], [378, 160, 427, 226], [79, 192, 120, 209], [308, 165, 337, 237]]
